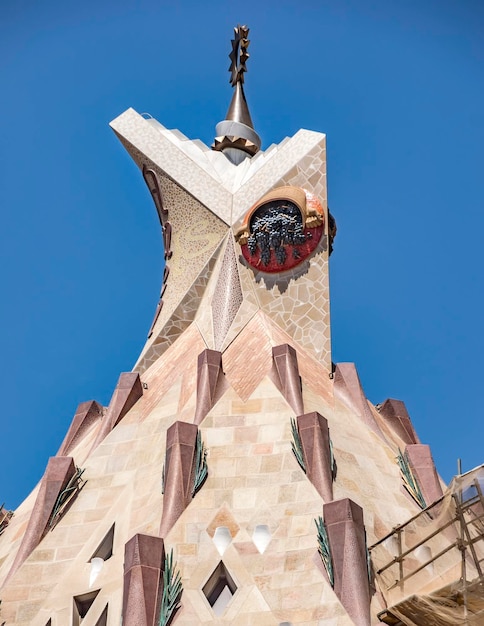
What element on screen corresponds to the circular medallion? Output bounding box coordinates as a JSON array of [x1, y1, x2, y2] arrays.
[[236, 187, 325, 274]]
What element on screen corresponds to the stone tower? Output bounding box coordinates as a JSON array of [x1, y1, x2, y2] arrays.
[[2, 25, 482, 626]]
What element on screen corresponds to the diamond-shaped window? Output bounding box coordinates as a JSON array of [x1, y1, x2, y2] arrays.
[[202, 561, 237, 616], [252, 524, 271, 553], [212, 526, 232, 555]]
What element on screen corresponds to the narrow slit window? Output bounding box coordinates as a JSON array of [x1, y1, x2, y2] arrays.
[[91, 524, 114, 561], [94, 605, 108, 626]]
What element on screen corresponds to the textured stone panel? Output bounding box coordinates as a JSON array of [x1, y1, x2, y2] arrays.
[[211, 233, 243, 351], [218, 235, 260, 351], [138, 323, 206, 419], [137, 249, 221, 374], [139, 170, 228, 351], [222, 315, 273, 402]]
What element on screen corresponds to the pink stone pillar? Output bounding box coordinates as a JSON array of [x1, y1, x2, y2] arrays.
[[405, 444, 443, 506], [91, 372, 143, 450], [122, 533, 165, 626], [272, 344, 304, 415], [6, 456, 76, 582], [297, 412, 333, 501], [194, 349, 223, 425], [323, 498, 370, 626], [333, 363, 384, 438], [57, 400, 103, 455], [159, 421, 198, 537], [378, 398, 419, 445]]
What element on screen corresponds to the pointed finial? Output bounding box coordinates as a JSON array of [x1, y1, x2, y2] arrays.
[[212, 24, 261, 164]]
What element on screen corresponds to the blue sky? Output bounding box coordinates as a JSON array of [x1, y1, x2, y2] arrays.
[[1, 0, 483, 509]]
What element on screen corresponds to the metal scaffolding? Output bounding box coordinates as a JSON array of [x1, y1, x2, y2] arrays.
[[370, 465, 484, 626]]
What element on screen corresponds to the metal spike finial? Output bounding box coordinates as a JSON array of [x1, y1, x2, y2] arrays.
[[212, 24, 261, 164], [229, 25, 250, 86]]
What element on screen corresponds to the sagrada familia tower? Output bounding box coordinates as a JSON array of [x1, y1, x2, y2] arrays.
[[1, 26, 483, 626]]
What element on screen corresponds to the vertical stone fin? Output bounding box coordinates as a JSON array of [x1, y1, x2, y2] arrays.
[[6, 456, 76, 582], [405, 444, 443, 506], [211, 233, 244, 350], [378, 399, 419, 445], [57, 400, 103, 456], [194, 349, 223, 425], [159, 421, 198, 537], [91, 373, 143, 450], [323, 498, 371, 626], [333, 363, 384, 438], [272, 344, 304, 415], [122, 533, 165, 626], [297, 412, 333, 502]]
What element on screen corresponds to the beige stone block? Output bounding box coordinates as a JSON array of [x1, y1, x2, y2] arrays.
[[226, 475, 247, 489], [2, 585, 30, 601], [178, 543, 198, 556], [278, 483, 298, 503], [285, 549, 310, 572], [258, 423, 286, 443], [231, 399, 262, 413], [236, 456, 261, 475], [216, 414, 247, 429], [251, 442, 273, 455], [233, 488, 257, 509], [289, 515, 314, 537], [16, 601, 42, 622], [190, 488, 215, 509], [234, 426, 259, 444], [55, 544, 80, 561], [27, 583, 53, 601], [30, 549, 55, 563], [204, 427, 234, 446], [260, 455, 283, 473], [211, 457, 237, 477]]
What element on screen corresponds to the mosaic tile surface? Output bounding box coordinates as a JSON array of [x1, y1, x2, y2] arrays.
[[135, 251, 220, 374], [111, 109, 233, 224], [113, 109, 331, 370], [232, 130, 327, 227]]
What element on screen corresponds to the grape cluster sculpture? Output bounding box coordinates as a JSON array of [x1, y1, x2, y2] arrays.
[[247, 201, 311, 266]]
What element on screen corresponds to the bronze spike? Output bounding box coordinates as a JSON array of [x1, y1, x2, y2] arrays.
[[229, 24, 250, 86]]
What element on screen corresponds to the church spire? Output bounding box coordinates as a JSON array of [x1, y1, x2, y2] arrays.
[[212, 25, 261, 164]]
